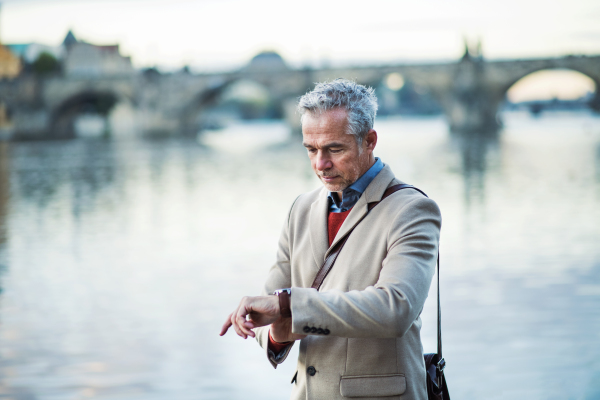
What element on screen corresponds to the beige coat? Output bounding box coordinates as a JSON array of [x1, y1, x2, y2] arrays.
[[255, 164, 442, 400]]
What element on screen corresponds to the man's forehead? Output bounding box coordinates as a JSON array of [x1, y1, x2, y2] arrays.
[[302, 108, 352, 147], [302, 126, 354, 147]]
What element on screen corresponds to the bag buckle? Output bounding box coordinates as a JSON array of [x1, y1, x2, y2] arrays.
[[436, 358, 446, 372]]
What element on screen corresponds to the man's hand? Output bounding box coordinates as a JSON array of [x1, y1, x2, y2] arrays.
[[270, 316, 307, 343], [219, 295, 281, 339]]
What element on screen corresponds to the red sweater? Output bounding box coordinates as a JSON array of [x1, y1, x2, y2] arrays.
[[268, 208, 352, 352], [327, 208, 352, 246]]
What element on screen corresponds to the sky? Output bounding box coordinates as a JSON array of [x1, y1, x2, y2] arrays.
[[1, 0, 599, 100], [2, 0, 600, 72]]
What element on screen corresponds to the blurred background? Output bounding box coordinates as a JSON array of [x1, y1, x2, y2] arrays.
[[0, 0, 599, 399]]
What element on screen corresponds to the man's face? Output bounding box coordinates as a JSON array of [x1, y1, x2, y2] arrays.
[[302, 108, 377, 194]]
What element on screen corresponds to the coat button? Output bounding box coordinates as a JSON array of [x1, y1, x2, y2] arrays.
[[317, 328, 324, 334], [310, 327, 317, 333], [307, 366, 316, 376], [303, 326, 310, 333], [323, 329, 330, 335]]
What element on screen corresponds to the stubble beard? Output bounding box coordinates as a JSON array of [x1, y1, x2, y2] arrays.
[[317, 157, 367, 193], [318, 171, 355, 193]]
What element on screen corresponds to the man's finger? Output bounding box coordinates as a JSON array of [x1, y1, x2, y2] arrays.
[[243, 320, 256, 329], [230, 304, 247, 339], [220, 315, 233, 336], [235, 305, 256, 338], [234, 314, 252, 338], [231, 311, 248, 339]]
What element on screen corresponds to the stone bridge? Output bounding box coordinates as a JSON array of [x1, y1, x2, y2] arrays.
[[1, 50, 599, 139]]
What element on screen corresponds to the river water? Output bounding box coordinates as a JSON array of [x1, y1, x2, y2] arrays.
[[0, 111, 599, 400]]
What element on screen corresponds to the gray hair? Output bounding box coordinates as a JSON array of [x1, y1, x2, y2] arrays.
[[297, 79, 378, 145]]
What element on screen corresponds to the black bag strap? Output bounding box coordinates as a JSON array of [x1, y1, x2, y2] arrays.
[[436, 252, 442, 360], [310, 183, 443, 360]]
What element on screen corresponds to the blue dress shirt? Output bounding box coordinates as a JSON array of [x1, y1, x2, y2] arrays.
[[327, 158, 384, 213]]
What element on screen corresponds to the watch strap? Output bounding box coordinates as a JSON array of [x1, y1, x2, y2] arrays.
[[275, 289, 292, 318]]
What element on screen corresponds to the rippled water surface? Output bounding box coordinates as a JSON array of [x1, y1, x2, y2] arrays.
[[0, 112, 599, 400]]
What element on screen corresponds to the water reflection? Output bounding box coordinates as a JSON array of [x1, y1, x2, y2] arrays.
[[595, 142, 600, 182], [451, 129, 499, 204], [11, 141, 118, 215], [0, 142, 8, 247], [0, 142, 7, 295], [0, 112, 598, 400]]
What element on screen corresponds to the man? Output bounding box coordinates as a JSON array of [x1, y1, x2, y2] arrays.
[[220, 79, 441, 400]]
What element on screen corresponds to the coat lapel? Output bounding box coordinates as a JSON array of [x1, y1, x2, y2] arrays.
[[309, 188, 330, 269], [325, 164, 398, 258]]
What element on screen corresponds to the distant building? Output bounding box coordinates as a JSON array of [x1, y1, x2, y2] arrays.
[[246, 51, 287, 72], [4, 30, 132, 77], [0, 44, 21, 79], [63, 30, 77, 49], [62, 31, 133, 77]]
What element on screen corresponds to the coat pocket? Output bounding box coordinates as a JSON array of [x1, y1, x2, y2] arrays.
[[340, 374, 406, 398]]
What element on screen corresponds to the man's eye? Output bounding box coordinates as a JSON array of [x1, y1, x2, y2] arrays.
[[330, 148, 342, 153], [307, 148, 317, 154]]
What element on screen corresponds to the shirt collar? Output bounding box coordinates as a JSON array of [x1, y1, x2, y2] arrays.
[[327, 157, 384, 211]]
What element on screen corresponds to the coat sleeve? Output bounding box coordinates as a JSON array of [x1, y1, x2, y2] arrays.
[[290, 196, 441, 338], [254, 197, 299, 368]]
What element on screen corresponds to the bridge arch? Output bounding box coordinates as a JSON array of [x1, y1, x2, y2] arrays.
[[50, 89, 133, 139], [501, 67, 599, 114], [181, 77, 283, 136]]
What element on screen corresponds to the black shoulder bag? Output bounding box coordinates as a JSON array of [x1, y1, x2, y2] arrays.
[[310, 184, 450, 400]]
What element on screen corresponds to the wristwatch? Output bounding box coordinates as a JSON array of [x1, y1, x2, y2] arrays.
[[273, 288, 292, 318]]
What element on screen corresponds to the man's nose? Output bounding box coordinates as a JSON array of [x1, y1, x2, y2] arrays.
[[315, 151, 332, 171]]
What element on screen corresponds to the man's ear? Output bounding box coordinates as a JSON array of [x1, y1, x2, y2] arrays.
[[364, 129, 377, 153]]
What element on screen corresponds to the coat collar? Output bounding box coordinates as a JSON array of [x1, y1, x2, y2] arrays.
[[308, 163, 398, 268], [309, 190, 330, 269]]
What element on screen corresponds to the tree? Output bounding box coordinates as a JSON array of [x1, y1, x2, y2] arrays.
[[33, 52, 60, 75]]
